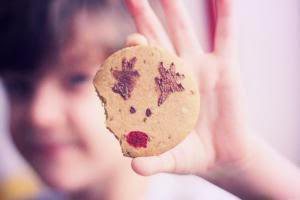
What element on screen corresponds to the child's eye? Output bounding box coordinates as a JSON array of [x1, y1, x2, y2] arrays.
[[66, 73, 91, 89], [4, 80, 33, 100], [69, 74, 89, 84]]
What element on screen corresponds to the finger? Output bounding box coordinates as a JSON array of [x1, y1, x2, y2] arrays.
[[214, 0, 237, 56], [132, 151, 176, 176], [131, 131, 203, 176], [125, 33, 148, 47], [160, 0, 203, 56], [125, 0, 174, 52]]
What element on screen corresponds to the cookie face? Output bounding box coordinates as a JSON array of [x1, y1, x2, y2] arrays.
[[93, 45, 200, 157]]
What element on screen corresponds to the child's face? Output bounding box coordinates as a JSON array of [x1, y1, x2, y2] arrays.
[[3, 12, 127, 191]]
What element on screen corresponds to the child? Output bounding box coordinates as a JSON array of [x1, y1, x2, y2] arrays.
[[1, 0, 299, 199]]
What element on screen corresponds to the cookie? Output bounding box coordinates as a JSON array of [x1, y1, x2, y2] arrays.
[[93, 45, 200, 157]]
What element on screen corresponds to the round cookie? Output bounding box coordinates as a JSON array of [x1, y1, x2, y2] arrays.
[[93, 45, 200, 157]]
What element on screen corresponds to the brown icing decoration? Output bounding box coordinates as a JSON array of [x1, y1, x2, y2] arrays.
[[155, 62, 185, 106], [112, 57, 139, 100], [145, 108, 152, 117], [130, 106, 136, 113]]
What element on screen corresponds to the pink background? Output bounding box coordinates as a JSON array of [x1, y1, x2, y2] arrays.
[[187, 0, 300, 163]]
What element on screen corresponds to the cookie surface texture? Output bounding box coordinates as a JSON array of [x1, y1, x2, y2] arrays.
[[93, 45, 200, 157]]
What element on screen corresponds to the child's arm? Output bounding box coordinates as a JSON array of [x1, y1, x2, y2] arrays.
[[124, 0, 300, 199], [207, 135, 300, 199]]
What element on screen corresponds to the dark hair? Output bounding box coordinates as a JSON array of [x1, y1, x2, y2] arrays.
[[0, 0, 109, 75]]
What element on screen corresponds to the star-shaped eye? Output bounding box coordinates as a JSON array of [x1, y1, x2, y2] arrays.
[[112, 57, 140, 100], [155, 62, 185, 106]]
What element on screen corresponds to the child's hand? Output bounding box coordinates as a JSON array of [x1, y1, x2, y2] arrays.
[[124, 1, 300, 199], [125, 0, 249, 176]]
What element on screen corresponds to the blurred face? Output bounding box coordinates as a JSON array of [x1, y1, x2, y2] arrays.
[[3, 11, 127, 191]]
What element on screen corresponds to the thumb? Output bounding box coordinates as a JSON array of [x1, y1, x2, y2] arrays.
[[131, 131, 204, 176], [131, 151, 176, 176]]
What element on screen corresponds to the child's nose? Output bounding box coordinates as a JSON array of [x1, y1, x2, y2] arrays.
[[29, 79, 65, 130]]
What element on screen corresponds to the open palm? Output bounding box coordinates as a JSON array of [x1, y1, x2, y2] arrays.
[[125, 0, 250, 177]]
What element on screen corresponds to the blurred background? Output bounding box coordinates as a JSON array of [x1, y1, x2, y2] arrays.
[[0, 0, 299, 199], [237, 0, 300, 164], [2, 0, 299, 165]]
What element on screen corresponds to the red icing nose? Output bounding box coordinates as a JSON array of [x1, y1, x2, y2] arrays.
[[126, 131, 148, 148]]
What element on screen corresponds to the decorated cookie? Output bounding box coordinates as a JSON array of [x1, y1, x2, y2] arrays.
[[93, 45, 200, 157]]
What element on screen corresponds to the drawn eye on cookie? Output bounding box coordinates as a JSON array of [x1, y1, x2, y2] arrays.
[[129, 106, 152, 117]]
